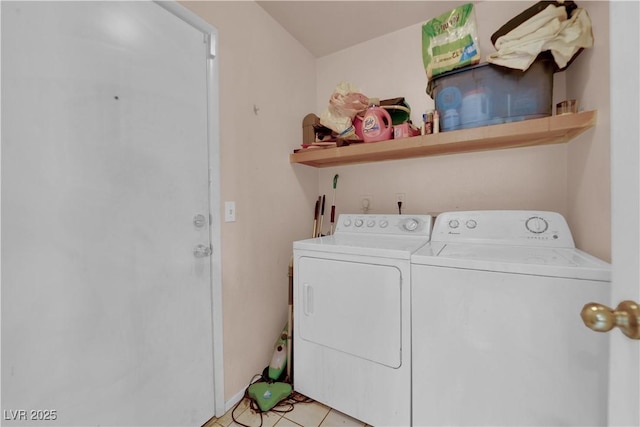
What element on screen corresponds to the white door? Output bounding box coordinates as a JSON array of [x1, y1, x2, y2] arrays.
[[608, 2, 640, 426], [1, 2, 219, 426]]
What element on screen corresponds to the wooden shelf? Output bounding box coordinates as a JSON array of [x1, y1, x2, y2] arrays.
[[290, 110, 597, 168]]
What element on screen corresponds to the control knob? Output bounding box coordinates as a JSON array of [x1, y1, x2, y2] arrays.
[[403, 218, 420, 232], [526, 216, 549, 234]]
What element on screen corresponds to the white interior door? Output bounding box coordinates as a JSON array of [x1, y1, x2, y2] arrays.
[[1, 2, 218, 425], [609, 2, 640, 425]]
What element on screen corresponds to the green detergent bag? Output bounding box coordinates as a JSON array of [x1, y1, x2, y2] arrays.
[[422, 3, 481, 80]]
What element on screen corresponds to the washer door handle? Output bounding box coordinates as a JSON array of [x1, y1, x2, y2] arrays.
[[303, 284, 314, 315]]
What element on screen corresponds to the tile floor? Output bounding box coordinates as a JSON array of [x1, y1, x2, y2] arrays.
[[203, 393, 371, 427]]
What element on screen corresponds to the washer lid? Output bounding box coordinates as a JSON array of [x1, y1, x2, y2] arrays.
[[412, 242, 611, 281], [431, 210, 575, 248]]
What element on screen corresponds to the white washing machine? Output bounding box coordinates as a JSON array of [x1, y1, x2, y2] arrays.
[[411, 210, 611, 427], [293, 214, 433, 427]]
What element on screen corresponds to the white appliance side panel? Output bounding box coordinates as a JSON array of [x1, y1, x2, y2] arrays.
[[412, 266, 610, 427], [297, 256, 402, 368]]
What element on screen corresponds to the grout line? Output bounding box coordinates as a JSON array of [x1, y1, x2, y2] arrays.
[[281, 418, 304, 427], [317, 408, 333, 427]]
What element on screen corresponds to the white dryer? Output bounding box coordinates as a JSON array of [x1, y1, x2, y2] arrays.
[[293, 214, 432, 427], [411, 210, 611, 426]]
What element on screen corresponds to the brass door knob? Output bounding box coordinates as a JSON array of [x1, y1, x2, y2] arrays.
[[581, 300, 640, 340]]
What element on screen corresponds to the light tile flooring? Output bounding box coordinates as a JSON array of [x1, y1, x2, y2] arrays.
[[203, 394, 371, 427]]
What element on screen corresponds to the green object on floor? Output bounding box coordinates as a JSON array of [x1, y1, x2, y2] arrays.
[[268, 324, 288, 381], [247, 382, 292, 412]]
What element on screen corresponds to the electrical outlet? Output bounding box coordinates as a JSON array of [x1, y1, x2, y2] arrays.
[[360, 195, 373, 213], [395, 193, 406, 204]]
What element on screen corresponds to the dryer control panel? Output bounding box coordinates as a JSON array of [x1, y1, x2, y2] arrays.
[[336, 214, 433, 237], [432, 210, 575, 247]]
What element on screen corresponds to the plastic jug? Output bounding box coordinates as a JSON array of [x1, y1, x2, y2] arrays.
[[460, 89, 491, 125], [443, 108, 460, 130], [362, 98, 393, 143]]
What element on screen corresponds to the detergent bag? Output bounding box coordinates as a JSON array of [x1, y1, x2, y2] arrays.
[[422, 3, 481, 79]]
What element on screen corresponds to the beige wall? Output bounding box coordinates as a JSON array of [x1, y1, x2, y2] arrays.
[[181, 1, 317, 403], [183, 0, 611, 406], [316, 1, 610, 261], [565, 2, 611, 262]]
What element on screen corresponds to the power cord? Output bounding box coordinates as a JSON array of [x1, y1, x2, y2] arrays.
[[398, 201, 403, 215], [230, 374, 314, 427]]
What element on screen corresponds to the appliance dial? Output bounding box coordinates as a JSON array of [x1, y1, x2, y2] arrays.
[[367, 220, 375, 227], [379, 220, 389, 228], [448, 219, 460, 229], [355, 219, 364, 227], [343, 219, 352, 227], [526, 216, 549, 234], [466, 219, 477, 229], [403, 218, 420, 231]]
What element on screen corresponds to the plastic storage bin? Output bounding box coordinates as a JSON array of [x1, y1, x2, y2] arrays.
[[430, 59, 554, 132]]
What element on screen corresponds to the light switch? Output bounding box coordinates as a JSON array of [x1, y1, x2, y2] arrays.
[[224, 201, 236, 222]]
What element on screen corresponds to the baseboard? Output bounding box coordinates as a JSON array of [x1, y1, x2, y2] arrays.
[[224, 386, 248, 413]]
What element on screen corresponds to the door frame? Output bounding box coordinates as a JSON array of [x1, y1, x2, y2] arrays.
[[155, 1, 225, 417], [609, 1, 640, 425]]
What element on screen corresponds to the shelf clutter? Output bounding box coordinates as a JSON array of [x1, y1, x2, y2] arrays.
[[290, 110, 596, 168]]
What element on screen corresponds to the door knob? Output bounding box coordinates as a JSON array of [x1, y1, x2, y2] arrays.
[[581, 300, 640, 339], [193, 214, 207, 229], [193, 244, 212, 258]]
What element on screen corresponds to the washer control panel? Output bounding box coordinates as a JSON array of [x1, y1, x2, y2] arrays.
[[432, 210, 575, 247], [336, 214, 432, 237]]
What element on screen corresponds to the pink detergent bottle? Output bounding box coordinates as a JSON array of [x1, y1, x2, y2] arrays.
[[362, 98, 393, 143]]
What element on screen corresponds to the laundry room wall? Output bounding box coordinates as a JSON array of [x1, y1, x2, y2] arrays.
[[181, 1, 317, 405], [179, 0, 611, 409], [315, 1, 611, 261], [563, 2, 610, 262]]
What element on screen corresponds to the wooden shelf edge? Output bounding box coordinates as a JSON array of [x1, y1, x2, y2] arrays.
[[289, 110, 597, 168]]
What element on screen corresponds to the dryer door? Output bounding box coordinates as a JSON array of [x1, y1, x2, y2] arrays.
[[297, 256, 403, 368]]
